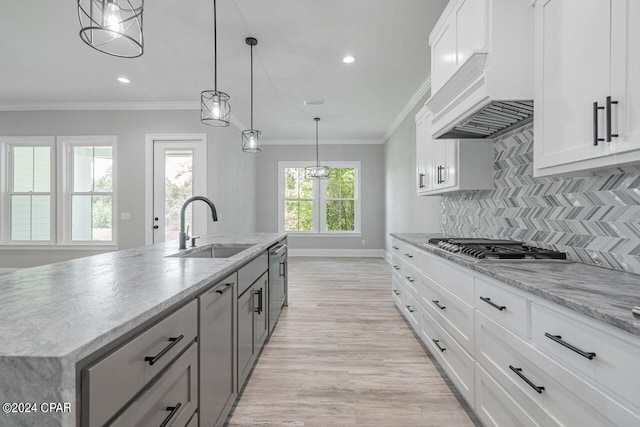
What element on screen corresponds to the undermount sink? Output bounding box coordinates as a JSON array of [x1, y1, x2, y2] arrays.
[[180, 244, 253, 259]]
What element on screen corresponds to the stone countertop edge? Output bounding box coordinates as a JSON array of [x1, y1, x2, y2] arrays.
[[0, 232, 286, 363], [391, 233, 640, 338]]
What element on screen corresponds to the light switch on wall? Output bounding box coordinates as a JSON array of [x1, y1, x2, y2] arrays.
[[120, 212, 132, 220]]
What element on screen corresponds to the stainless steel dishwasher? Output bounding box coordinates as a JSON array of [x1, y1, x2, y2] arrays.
[[268, 242, 287, 334]]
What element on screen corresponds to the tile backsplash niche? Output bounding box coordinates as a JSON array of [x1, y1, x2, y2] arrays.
[[441, 123, 640, 273]]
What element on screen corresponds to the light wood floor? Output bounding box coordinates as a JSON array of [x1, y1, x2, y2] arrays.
[[227, 257, 477, 427]]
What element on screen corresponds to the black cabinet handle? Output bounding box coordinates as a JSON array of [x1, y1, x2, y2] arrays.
[[215, 283, 233, 295], [404, 253, 413, 259], [254, 288, 263, 313], [544, 333, 596, 360], [419, 173, 425, 188], [432, 300, 446, 310], [160, 403, 182, 427], [405, 305, 415, 313], [437, 165, 445, 184], [509, 366, 545, 394], [392, 245, 399, 250], [593, 102, 605, 146], [480, 296, 506, 311], [393, 289, 400, 296], [405, 276, 414, 283], [279, 260, 286, 277], [606, 96, 619, 142], [153, 225, 159, 229], [433, 339, 446, 352], [393, 265, 400, 271], [144, 335, 184, 366]]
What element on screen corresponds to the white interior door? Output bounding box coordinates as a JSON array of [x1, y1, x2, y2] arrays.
[[151, 139, 207, 245]]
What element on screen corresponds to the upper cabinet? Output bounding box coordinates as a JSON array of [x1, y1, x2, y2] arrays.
[[415, 105, 494, 196], [427, 0, 533, 140], [534, 0, 640, 176]]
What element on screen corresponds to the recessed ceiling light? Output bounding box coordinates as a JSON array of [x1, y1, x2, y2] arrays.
[[117, 77, 131, 84], [342, 56, 355, 64]]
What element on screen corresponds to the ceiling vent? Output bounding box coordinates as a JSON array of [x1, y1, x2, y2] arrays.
[[304, 99, 325, 106]]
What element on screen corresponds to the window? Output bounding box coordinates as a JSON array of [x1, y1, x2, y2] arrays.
[[0, 136, 116, 247], [278, 161, 361, 234]]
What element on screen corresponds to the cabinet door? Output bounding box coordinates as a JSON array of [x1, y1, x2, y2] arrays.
[[431, 20, 457, 94], [237, 286, 255, 385], [199, 277, 235, 427], [253, 273, 269, 350], [535, 0, 611, 168], [442, 140, 458, 189], [611, 0, 640, 154], [416, 111, 434, 194]]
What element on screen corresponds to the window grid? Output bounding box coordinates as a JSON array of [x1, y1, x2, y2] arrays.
[[283, 167, 314, 232]]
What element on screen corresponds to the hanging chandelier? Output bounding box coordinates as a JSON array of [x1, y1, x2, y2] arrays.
[[201, 0, 231, 126], [242, 37, 262, 153], [305, 118, 331, 179], [78, 0, 144, 58]]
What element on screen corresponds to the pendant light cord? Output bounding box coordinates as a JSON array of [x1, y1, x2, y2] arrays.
[[213, 0, 218, 90], [250, 42, 254, 130], [316, 119, 320, 167]]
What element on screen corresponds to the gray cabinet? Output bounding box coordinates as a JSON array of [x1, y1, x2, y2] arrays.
[[199, 274, 236, 427]]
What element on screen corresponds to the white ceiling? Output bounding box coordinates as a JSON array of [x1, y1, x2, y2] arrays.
[[0, 0, 447, 141]]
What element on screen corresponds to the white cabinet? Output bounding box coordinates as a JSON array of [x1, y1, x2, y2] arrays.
[[414, 105, 494, 196], [534, 0, 640, 176]]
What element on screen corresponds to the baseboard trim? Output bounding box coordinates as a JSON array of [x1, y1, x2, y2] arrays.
[[288, 249, 384, 257], [383, 251, 392, 264]]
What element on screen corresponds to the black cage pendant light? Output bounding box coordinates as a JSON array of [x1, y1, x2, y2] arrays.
[[242, 37, 262, 153], [78, 0, 144, 58], [305, 118, 331, 179], [201, 0, 231, 126]]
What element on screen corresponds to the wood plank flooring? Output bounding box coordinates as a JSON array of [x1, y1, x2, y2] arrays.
[[227, 257, 477, 427]]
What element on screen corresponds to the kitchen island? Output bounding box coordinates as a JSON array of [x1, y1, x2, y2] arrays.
[[0, 233, 286, 427]]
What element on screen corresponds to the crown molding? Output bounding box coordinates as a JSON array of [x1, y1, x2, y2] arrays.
[[263, 138, 383, 146], [381, 76, 431, 143], [0, 101, 248, 131]]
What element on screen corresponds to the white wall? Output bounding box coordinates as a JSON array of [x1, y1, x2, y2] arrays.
[[255, 144, 385, 252], [0, 109, 256, 268], [384, 93, 442, 254]]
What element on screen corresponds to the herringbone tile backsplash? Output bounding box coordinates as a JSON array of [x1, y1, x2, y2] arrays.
[[442, 124, 640, 273]]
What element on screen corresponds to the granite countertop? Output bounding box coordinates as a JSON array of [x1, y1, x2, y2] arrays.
[[0, 233, 285, 361], [391, 233, 640, 338]]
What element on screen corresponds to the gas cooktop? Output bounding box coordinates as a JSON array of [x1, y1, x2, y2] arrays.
[[426, 237, 567, 261]]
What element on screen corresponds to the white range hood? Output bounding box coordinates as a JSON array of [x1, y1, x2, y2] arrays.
[[426, 0, 534, 140]]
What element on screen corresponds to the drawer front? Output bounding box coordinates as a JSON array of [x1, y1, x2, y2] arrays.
[[421, 273, 474, 356], [238, 252, 268, 296], [392, 239, 418, 265], [391, 276, 403, 307], [402, 292, 420, 329], [402, 263, 420, 300], [477, 312, 640, 427], [84, 300, 198, 426], [420, 309, 475, 407], [476, 365, 543, 427], [475, 277, 529, 337], [390, 256, 404, 277], [111, 343, 198, 427], [418, 251, 474, 305], [531, 302, 640, 410]]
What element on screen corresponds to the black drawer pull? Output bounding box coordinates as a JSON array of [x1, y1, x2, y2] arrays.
[[160, 403, 182, 427], [144, 335, 184, 366], [432, 339, 446, 352], [215, 283, 233, 294], [404, 253, 413, 258], [480, 296, 506, 311], [593, 102, 605, 146], [419, 173, 425, 188], [509, 366, 545, 394], [606, 96, 619, 142], [405, 276, 414, 283], [392, 245, 399, 250], [405, 305, 415, 313], [254, 288, 263, 314], [545, 333, 596, 360], [279, 260, 286, 277], [393, 290, 400, 296], [432, 300, 446, 310], [393, 265, 400, 271]]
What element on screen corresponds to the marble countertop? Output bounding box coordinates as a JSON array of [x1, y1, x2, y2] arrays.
[[0, 233, 285, 360], [391, 233, 640, 337]]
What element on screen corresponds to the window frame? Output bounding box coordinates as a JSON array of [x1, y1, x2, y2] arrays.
[[277, 161, 361, 235], [58, 136, 118, 246], [0, 137, 56, 245]]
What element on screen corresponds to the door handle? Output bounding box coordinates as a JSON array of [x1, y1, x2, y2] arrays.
[[593, 102, 605, 146], [606, 96, 619, 142], [419, 173, 425, 188], [153, 225, 159, 229], [279, 261, 285, 277], [254, 288, 263, 313]]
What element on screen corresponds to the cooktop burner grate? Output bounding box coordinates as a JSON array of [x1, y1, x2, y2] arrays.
[[426, 237, 567, 260]]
